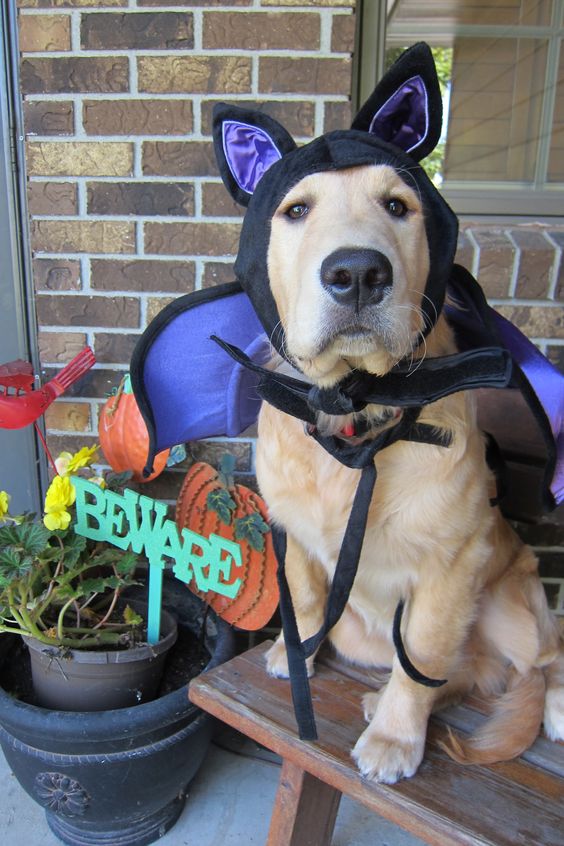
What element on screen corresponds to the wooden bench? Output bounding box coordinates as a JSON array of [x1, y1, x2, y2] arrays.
[[189, 640, 564, 846]]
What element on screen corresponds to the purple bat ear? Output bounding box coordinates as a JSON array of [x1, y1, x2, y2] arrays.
[[352, 43, 442, 162], [213, 104, 297, 206]]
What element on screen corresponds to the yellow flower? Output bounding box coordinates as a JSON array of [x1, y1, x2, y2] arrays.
[[43, 508, 72, 531], [56, 445, 99, 477], [0, 491, 10, 521], [54, 451, 73, 476], [45, 475, 76, 511], [43, 475, 76, 530], [89, 476, 106, 489]]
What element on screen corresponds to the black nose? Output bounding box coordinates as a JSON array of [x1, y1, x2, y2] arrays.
[[320, 248, 393, 309]]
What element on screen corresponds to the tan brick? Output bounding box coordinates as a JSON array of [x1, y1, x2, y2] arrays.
[[138, 0, 249, 5], [260, 56, 352, 95], [93, 332, 140, 364], [36, 294, 140, 328], [27, 141, 133, 176], [24, 101, 74, 136], [511, 230, 555, 299], [203, 261, 236, 288], [91, 258, 195, 292], [38, 331, 87, 363], [190, 439, 252, 471], [138, 56, 251, 94], [81, 11, 193, 50], [331, 12, 355, 53], [146, 296, 176, 323], [202, 183, 244, 218], [262, 0, 353, 6], [87, 182, 194, 216], [34, 262, 81, 296], [472, 229, 515, 298], [203, 12, 319, 51], [18, 1, 127, 7], [142, 141, 216, 177], [28, 181, 77, 215], [45, 401, 91, 432], [32, 220, 135, 253], [19, 14, 71, 52], [83, 99, 192, 136], [547, 345, 564, 373], [201, 99, 315, 138], [34, 258, 81, 290], [323, 100, 351, 132], [21, 57, 128, 94], [144, 222, 241, 256], [494, 305, 564, 339], [454, 231, 475, 273]]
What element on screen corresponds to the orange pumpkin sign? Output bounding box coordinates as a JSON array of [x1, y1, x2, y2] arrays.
[[176, 456, 279, 630], [99, 375, 170, 483]]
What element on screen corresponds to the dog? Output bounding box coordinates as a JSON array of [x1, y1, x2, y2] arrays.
[[255, 162, 564, 783], [208, 44, 564, 784], [134, 43, 564, 784]]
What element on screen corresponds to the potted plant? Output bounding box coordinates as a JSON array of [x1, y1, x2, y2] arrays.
[[0, 447, 234, 846], [0, 446, 177, 711]]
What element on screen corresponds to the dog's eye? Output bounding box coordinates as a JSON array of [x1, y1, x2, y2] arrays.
[[385, 198, 408, 218], [285, 203, 309, 220]]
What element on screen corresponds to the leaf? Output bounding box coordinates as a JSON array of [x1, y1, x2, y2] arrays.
[[80, 576, 122, 594], [19, 523, 51, 557], [113, 552, 138, 576], [206, 488, 236, 525], [234, 512, 270, 552], [123, 604, 143, 627], [105, 470, 133, 491]]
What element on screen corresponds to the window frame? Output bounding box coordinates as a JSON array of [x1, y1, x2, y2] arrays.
[[355, 0, 564, 217]]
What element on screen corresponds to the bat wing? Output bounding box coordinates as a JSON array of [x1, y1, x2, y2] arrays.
[[130, 282, 269, 477]]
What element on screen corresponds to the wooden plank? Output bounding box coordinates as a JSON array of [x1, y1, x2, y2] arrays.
[[190, 642, 564, 846], [266, 760, 341, 846]]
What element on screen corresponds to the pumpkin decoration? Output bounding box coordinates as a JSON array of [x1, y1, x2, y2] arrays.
[[176, 455, 279, 630], [99, 374, 170, 483]]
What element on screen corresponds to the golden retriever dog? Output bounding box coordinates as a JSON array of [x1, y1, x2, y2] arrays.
[[135, 44, 564, 785], [255, 163, 564, 783]]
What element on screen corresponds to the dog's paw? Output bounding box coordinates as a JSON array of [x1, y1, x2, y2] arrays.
[[352, 728, 424, 784], [265, 640, 315, 679], [544, 685, 564, 741], [361, 691, 383, 722]]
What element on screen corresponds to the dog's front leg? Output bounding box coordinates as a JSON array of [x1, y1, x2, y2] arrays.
[[266, 533, 328, 679], [352, 542, 485, 783]]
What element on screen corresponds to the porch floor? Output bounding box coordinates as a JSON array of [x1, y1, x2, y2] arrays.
[[0, 725, 424, 846]]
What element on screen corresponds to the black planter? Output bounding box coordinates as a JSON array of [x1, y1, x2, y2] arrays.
[[0, 590, 235, 846]]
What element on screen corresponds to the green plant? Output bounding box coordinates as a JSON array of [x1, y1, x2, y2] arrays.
[[0, 448, 143, 650]]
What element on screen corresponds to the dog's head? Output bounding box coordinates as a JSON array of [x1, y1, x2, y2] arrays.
[[213, 43, 458, 384]]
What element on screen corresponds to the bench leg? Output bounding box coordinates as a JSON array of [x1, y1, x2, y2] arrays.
[[266, 759, 342, 846]]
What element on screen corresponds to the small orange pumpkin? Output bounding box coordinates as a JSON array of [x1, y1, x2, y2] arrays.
[[176, 455, 279, 630], [99, 375, 170, 483]]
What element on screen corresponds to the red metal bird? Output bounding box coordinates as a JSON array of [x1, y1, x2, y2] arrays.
[[0, 347, 95, 430]]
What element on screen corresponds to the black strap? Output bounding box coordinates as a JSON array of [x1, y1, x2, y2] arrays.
[[392, 600, 447, 688], [273, 525, 318, 741], [211, 335, 512, 417]]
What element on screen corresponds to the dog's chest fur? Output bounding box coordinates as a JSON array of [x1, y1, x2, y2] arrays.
[[256, 394, 496, 637]]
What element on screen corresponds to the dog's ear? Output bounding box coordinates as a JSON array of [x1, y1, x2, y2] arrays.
[[352, 42, 442, 162], [213, 104, 297, 206]]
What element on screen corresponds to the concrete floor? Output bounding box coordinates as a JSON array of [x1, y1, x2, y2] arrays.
[[0, 729, 426, 846]]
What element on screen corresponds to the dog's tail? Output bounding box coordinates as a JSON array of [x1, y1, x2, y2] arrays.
[[439, 667, 545, 765]]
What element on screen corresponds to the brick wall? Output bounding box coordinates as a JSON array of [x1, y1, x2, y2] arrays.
[[17, 0, 356, 505], [15, 1, 564, 609]]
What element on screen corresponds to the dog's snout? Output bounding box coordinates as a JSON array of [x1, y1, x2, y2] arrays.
[[320, 248, 393, 309]]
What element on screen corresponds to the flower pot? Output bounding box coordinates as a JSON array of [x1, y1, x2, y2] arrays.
[[22, 604, 178, 711], [0, 589, 235, 846]]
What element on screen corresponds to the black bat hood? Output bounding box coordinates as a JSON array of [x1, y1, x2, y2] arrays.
[[213, 42, 458, 364]]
